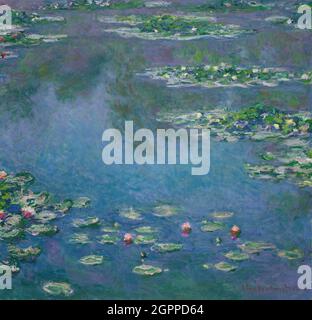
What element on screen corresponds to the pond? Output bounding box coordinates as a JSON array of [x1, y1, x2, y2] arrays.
[[0, 0, 311, 300]]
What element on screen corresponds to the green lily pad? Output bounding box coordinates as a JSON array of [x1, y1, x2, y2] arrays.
[[42, 282, 74, 297], [4, 215, 23, 228], [26, 224, 58, 236], [153, 204, 179, 217], [6, 172, 35, 186], [201, 220, 225, 232], [212, 211, 234, 219], [132, 264, 162, 276], [134, 226, 158, 234], [261, 152, 276, 161], [72, 197, 91, 208], [97, 234, 119, 245], [79, 255, 104, 266], [119, 207, 142, 220], [151, 243, 183, 253], [277, 248, 304, 260], [69, 233, 91, 245], [214, 261, 237, 272], [35, 211, 57, 223], [238, 241, 276, 254], [8, 245, 41, 260], [55, 199, 73, 213], [0, 227, 23, 240], [134, 234, 157, 245], [72, 217, 101, 228], [224, 250, 249, 261], [101, 223, 120, 233]]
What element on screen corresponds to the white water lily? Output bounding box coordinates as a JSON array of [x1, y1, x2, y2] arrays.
[[301, 74, 310, 80]]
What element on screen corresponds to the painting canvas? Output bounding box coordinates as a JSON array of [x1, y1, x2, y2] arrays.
[[0, 0, 311, 301]]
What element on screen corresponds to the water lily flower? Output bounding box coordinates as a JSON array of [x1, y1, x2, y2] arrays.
[[191, 27, 197, 32], [123, 233, 133, 244], [0, 171, 8, 180], [181, 222, 192, 233], [0, 36, 5, 42], [301, 74, 310, 80], [273, 123, 280, 130], [154, 29, 159, 33], [22, 207, 35, 219], [285, 119, 295, 126], [230, 225, 241, 239], [231, 75, 238, 81], [0, 211, 6, 220]]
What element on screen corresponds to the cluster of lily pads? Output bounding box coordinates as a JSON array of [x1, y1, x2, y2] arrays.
[[186, 0, 272, 13], [12, 10, 65, 26], [101, 14, 252, 40], [0, 9, 66, 61], [66, 205, 305, 281], [144, 63, 312, 88], [44, 0, 170, 10], [0, 170, 90, 289], [157, 104, 312, 188]]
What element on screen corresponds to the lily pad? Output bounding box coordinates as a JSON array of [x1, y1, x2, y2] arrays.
[[277, 248, 304, 260], [26, 224, 58, 236], [212, 211, 234, 219], [55, 199, 73, 213], [238, 241, 276, 254], [132, 264, 162, 276], [97, 234, 119, 245], [134, 226, 158, 234], [224, 250, 249, 261], [35, 211, 57, 223], [119, 207, 142, 220], [153, 204, 179, 217], [214, 261, 237, 272], [4, 215, 23, 228], [0, 227, 23, 240], [72, 197, 91, 208], [69, 233, 91, 245], [151, 243, 183, 253], [134, 234, 157, 245], [79, 255, 104, 266], [8, 245, 41, 260], [72, 217, 101, 228], [6, 172, 35, 186], [201, 220, 225, 232], [102, 223, 120, 233], [42, 282, 73, 297]]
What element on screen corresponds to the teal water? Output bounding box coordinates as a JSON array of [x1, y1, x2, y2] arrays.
[[0, 1, 311, 299]]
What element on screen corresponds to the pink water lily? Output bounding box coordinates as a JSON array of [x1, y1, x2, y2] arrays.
[[123, 233, 133, 244], [0, 171, 8, 180], [22, 207, 35, 219], [0, 211, 6, 220], [181, 222, 192, 233], [231, 225, 241, 239]]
